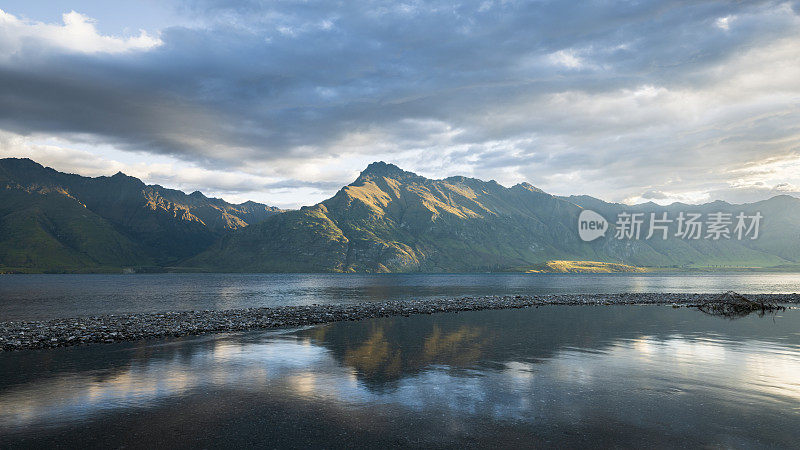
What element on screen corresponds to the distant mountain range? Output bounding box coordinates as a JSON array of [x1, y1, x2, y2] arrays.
[[2, 158, 800, 273]]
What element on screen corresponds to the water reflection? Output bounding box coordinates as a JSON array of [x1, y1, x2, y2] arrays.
[[2, 306, 800, 447], [332, 323, 493, 380]]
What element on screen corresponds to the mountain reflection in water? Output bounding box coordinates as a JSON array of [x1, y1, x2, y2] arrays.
[[2, 306, 800, 447]]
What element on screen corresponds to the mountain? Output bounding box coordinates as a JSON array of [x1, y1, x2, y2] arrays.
[[0, 158, 283, 272], [189, 162, 800, 272], [4, 158, 800, 273], [190, 162, 588, 272], [0, 183, 149, 272]]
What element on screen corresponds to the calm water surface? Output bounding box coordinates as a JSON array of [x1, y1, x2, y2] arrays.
[[1, 306, 799, 447], [2, 272, 800, 321]]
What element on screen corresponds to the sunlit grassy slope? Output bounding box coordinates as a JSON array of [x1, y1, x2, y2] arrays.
[[522, 260, 648, 273]]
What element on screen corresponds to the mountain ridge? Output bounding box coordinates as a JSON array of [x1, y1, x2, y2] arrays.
[[190, 161, 800, 273], [0, 158, 284, 272], [3, 158, 800, 273]]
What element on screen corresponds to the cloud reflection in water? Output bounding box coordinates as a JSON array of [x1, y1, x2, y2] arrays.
[[2, 306, 800, 446]]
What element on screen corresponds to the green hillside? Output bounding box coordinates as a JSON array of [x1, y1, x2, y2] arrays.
[[0, 187, 149, 272], [0, 158, 283, 272]]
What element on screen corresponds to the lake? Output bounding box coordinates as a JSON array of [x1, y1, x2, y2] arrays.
[[1, 305, 799, 447], [2, 272, 800, 321]]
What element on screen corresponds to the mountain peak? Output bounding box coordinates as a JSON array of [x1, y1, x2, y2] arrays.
[[0, 157, 44, 170], [513, 182, 544, 193], [107, 171, 145, 187], [355, 161, 418, 183], [363, 161, 405, 175], [2, 157, 36, 164]]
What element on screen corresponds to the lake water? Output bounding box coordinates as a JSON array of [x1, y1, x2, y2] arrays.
[[2, 272, 800, 321], [1, 305, 799, 447]]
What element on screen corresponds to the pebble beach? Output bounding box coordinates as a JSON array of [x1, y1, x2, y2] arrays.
[[3, 292, 799, 351]]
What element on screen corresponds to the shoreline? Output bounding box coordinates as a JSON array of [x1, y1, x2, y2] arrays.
[[6, 267, 800, 274], [2, 293, 799, 351]]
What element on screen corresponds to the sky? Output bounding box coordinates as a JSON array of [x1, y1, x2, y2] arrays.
[[0, 1, 799, 209]]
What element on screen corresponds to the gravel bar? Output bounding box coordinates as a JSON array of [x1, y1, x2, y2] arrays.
[[2, 293, 799, 351]]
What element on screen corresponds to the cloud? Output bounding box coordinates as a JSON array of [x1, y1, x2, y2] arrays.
[[0, 9, 161, 57], [641, 190, 669, 200], [0, 131, 123, 175], [0, 130, 338, 208], [715, 15, 734, 30], [0, 1, 799, 207], [547, 49, 585, 69]]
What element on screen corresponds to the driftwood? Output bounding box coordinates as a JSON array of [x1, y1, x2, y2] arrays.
[[697, 291, 786, 319]]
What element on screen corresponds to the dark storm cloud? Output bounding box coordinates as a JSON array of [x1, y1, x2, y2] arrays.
[[1, 0, 800, 204]]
